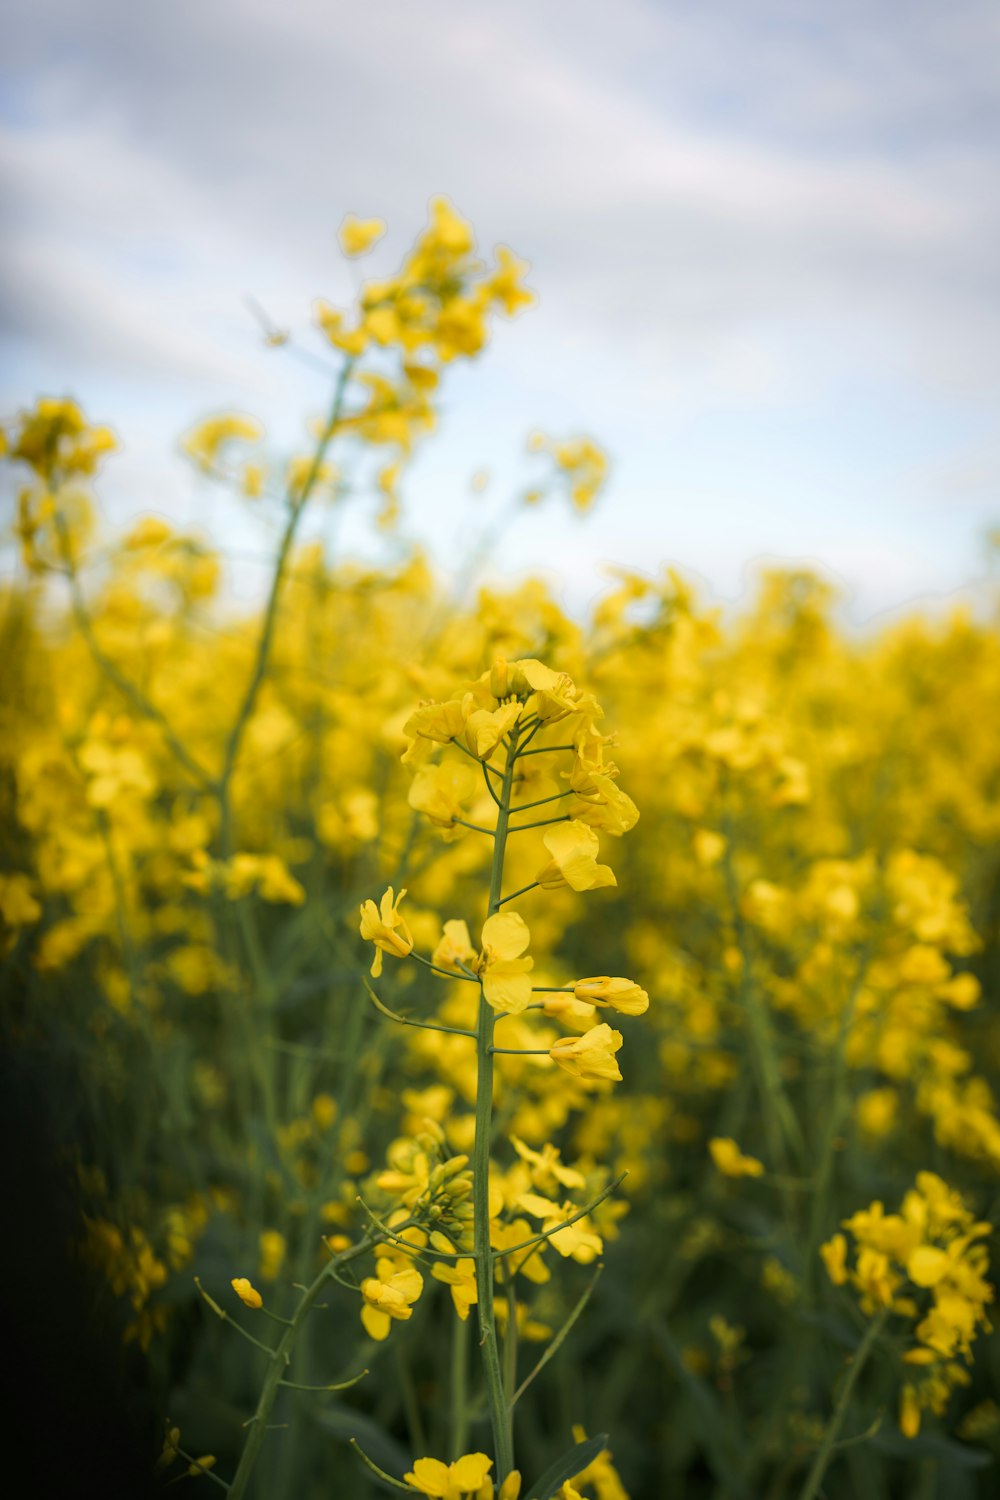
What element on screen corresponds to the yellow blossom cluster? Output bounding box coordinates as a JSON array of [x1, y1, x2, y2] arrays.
[[822, 1172, 994, 1436], [3, 203, 999, 1498]]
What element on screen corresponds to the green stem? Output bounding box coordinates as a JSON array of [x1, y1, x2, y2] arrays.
[[449, 1312, 470, 1459], [802, 954, 868, 1301], [795, 1310, 887, 1500], [216, 355, 354, 840], [226, 1235, 376, 1500], [472, 732, 519, 1483]]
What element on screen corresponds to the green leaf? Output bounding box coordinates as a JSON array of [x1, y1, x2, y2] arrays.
[[870, 1429, 993, 1470], [525, 1433, 609, 1500]]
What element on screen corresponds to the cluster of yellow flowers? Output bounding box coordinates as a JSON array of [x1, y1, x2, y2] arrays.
[[822, 1172, 994, 1437], [3, 204, 998, 1497]]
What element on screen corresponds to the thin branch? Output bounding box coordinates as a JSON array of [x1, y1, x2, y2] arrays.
[[348, 1439, 412, 1492], [363, 977, 476, 1038], [278, 1369, 369, 1393], [510, 790, 574, 814], [510, 1265, 603, 1407], [516, 743, 574, 758], [451, 818, 496, 836], [452, 740, 504, 780], [482, 761, 503, 808], [506, 814, 572, 833], [410, 951, 479, 983], [490, 1046, 551, 1056], [194, 1279, 276, 1357], [496, 882, 541, 907]]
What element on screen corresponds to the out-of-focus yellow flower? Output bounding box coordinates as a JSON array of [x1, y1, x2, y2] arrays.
[[339, 214, 387, 257], [821, 1172, 993, 1436], [432, 919, 477, 973], [0, 873, 42, 929], [181, 413, 262, 474], [408, 760, 480, 830], [550, 1023, 623, 1082], [709, 1138, 765, 1178], [258, 1229, 286, 1282], [477, 912, 534, 1014], [485, 246, 534, 317], [360, 887, 414, 977], [314, 299, 369, 356], [562, 1426, 628, 1500]]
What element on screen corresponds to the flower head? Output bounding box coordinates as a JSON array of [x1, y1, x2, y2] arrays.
[[549, 1023, 623, 1082], [709, 1138, 765, 1178], [339, 214, 387, 257], [360, 1252, 424, 1341], [360, 887, 414, 977], [230, 1277, 263, 1309], [404, 1452, 493, 1499], [571, 976, 648, 1016], [537, 821, 616, 893], [477, 912, 534, 1014]]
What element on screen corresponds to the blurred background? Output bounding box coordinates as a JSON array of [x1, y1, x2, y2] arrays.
[[3, 0, 999, 618]]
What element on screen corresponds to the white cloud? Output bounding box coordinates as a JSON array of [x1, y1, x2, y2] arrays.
[[2, 0, 997, 614]]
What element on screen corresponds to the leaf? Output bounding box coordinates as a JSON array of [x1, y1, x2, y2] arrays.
[[309, 1406, 410, 1478], [525, 1433, 609, 1500], [651, 1322, 750, 1499], [870, 1429, 993, 1470]]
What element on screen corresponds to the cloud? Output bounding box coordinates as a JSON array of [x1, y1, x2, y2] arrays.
[[2, 0, 997, 612]]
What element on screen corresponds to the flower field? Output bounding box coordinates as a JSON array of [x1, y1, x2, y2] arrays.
[[2, 203, 999, 1499]]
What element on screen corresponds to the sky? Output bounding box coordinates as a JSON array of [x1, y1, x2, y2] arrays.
[[2, 0, 999, 623]]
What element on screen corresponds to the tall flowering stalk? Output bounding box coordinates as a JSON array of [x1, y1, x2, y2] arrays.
[[359, 656, 644, 1488]]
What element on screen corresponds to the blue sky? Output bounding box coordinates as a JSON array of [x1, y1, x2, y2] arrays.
[[2, 0, 998, 621]]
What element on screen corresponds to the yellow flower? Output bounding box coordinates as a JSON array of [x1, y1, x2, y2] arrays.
[[900, 1385, 922, 1439], [432, 919, 477, 972], [258, 1229, 286, 1282], [550, 1023, 623, 1082], [0, 873, 42, 929], [404, 1452, 493, 1498], [403, 698, 469, 746], [485, 246, 534, 317], [360, 887, 414, 977], [477, 912, 534, 1014], [709, 1138, 765, 1178], [537, 821, 616, 892], [360, 1256, 424, 1340], [820, 1233, 848, 1286], [570, 773, 639, 836], [571, 976, 648, 1016], [431, 1257, 478, 1320], [408, 761, 480, 829], [518, 1194, 602, 1263], [563, 1426, 628, 1500], [464, 702, 522, 760], [338, 214, 387, 257], [181, 413, 262, 474], [230, 1277, 263, 1309], [314, 300, 369, 356]]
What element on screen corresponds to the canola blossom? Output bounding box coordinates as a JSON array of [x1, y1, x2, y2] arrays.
[[2, 199, 998, 1500]]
